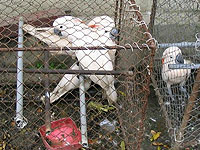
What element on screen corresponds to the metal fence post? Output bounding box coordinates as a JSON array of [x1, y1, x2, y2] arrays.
[[15, 17, 28, 129], [79, 66, 88, 147]]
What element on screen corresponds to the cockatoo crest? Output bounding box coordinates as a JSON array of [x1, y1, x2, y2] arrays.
[[88, 16, 115, 31]]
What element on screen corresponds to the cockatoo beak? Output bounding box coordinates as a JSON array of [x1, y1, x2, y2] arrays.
[[54, 28, 62, 36], [175, 53, 184, 64]]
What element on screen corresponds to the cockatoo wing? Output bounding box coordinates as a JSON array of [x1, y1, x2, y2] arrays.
[[41, 63, 92, 104], [73, 40, 117, 103]]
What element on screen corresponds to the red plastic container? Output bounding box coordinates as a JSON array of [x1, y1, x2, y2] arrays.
[[39, 117, 82, 150]]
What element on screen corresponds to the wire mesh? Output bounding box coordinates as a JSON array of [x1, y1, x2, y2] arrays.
[[0, 0, 155, 149], [151, 0, 200, 149]]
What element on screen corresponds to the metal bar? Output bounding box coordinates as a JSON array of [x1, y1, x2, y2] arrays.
[[0, 41, 198, 52], [168, 64, 200, 69], [0, 68, 134, 75], [0, 45, 151, 52], [15, 17, 28, 129], [158, 42, 200, 48], [44, 50, 51, 133], [0, 98, 81, 103], [79, 68, 88, 147]]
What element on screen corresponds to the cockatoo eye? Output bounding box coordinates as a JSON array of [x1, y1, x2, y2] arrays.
[[170, 56, 173, 59], [60, 26, 63, 29]]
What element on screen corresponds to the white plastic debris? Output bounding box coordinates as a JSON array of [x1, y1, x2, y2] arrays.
[[100, 118, 116, 132]]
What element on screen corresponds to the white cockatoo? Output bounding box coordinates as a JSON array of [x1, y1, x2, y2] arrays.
[[87, 16, 118, 65], [22, 23, 91, 104], [22, 24, 76, 58], [161, 46, 191, 101], [53, 16, 117, 104]]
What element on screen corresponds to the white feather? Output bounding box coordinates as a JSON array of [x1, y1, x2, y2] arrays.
[[41, 63, 92, 103], [88, 16, 115, 32]]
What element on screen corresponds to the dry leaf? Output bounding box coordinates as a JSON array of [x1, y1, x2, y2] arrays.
[[88, 138, 98, 145], [151, 130, 156, 135], [88, 101, 115, 112], [150, 130, 161, 141], [10, 122, 15, 127], [119, 91, 126, 97], [120, 141, 125, 150], [152, 141, 164, 146], [37, 108, 43, 113], [163, 144, 170, 149], [0, 89, 6, 97]]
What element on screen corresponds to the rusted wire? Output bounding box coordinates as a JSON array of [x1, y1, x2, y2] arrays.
[[129, 0, 156, 49], [0, 45, 153, 52], [0, 67, 134, 75]]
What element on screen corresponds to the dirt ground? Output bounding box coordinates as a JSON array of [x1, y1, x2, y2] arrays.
[[0, 84, 199, 150]]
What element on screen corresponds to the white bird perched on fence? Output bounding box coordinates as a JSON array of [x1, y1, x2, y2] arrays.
[[53, 16, 117, 104], [161, 46, 191, 101]]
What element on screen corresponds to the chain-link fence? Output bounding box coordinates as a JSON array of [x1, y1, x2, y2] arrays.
[[0, 0, 156, 149], [151, 0, 200, 149]]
